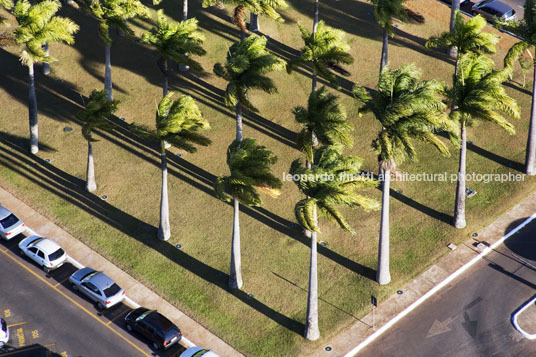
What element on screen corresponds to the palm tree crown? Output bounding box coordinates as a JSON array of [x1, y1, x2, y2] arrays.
[[294, 86, 353, 162], [77, 89, 119, 141], [448, 54, 520, 131], [291, 146, 379, 234], [354, 63, 457, 167], [214, 34, 285, 112], [288, 21, 353, 89], [14, 0, 78, 65], [215, 138, 282, 205], [141, 10, 206, 72], [1, 0, 13, 24], [372, 0, 407, 35], [79, 0, 149, 47]]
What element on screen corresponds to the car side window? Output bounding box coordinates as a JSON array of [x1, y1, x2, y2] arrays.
[[28, 247, 37, 254], [82, 282, 101, 295], [37, 250, 45, 259]]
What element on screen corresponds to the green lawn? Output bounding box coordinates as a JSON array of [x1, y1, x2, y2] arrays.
[[0, 0, 535, 355]]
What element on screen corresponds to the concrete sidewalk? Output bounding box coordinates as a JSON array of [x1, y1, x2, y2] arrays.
[[0, 186, 242, 357], [315, 190, 536, 356]]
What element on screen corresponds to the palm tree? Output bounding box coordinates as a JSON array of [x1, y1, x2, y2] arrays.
[[141, 10, 206, 97], [290, 146, 379, 340], [353, 63, 457, 284], [76, 89, 119, 192], [215, 138, 282, 289], [13, 0, 78, 154], [447, 54, 520, 228], [78, 0, 149, 101], [426, 11, 498, 77], [214, 34, 284, 141], [449, 0, 460, 57], [294, 86, 353, 167], [371, 0, 408, 72], [500, 0, 536, 175], [202, 0, 286, 38], [133, 93, 211, 240], [249, 0, 288, 32], [287, 21, 353, 91], [1, 0, 13, 25]]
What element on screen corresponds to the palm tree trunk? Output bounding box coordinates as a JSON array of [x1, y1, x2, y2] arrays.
[[229, 198, 243, 289], [158, 140, 171, 240], [182, 0, 188, 21], [236, 101, 243, 141], [163, 59, 169, 97], [377, 167, 391, 285], [104, 44, 113, 101], [86, 140, 97, 192], [448, 1, 460, 58], [312, 67, 317, 92], [312, 0, 319, 35], [525, 61, 536, 175], [28, 63, 38, 154], [454, 122, 467, 228], [304, 206, 320, 340], [250, 13, 259, 32], [380, 27, 388, 73], [42, 43, 50, 75], [304, 130, 319, 238]]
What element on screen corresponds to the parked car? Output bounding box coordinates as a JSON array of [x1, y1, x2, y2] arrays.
[[180, 347, 219, 357], [0, 318, 8, 347], [18, 235, 67, 273], [442, 0, 469, 5], [69, 267, 125, 309], [0, 206, 25, 240], [124, 307, 182, 350], [472, 0, 516, 22]]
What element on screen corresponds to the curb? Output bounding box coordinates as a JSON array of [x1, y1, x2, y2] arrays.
[[25, 227, 197, 349], [343, 212, 536, 357], [512, 295, 536, 339]]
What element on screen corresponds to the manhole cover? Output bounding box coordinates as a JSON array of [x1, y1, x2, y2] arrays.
[[101, 195, 108, 200], [63, 127, 73, 132], [397, 290, 403, 295], [175, 244, 182, 249]]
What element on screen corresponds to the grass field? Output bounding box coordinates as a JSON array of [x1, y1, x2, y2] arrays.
[[1, 0, 535, 355]]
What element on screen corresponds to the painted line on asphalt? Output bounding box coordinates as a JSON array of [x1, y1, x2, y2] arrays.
[[343, 213, 536, 357], [512, 295, 536, 338], [0, 248, 151, 357], [7, 321, 26, 328]]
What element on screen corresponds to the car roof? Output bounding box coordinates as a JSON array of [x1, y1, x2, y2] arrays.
[[0, 206, 13, 220], [33, 238, 61, 254], [71, 267, 96, 282], [481, 0, 513, 13], [88, 272, 115, 289], [144, 311, 175, 331], [180, 347, 219, 357]]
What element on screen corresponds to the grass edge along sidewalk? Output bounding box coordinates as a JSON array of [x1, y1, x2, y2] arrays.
[[0, 185, 242, 357], [314, 189, 536, 357]]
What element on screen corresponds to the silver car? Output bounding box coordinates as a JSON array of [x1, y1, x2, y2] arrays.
[[18, 235, 67, 273], [471, 0, 516, 22], [0, 318, 8, 347], [0, 206, 25, 240], [69, 267, 125, 309]]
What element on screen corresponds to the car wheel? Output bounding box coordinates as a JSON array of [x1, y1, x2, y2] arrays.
[[19, 249, 25, 257], [97, 302, 105, 310], [472, 11, 477, 16], [43, 266, 51, 273], [71, 283, 79, 291], [126, 323, 132, 332], [152, 342, 161, 350]]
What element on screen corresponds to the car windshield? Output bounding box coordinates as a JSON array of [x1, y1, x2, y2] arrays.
[[103, 283, 121, 298], [192, 350, 210, 357], [164, 327, 180, 341], [1, 319, 6, 332], [81, 271, 98, 282], [0, 214, 19, 229], [48, 248, 65, 261], [477, 0, 493, 7], [135, 310, 155, 322]]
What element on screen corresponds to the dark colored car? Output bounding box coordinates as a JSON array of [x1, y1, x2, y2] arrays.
[[125, 307, 182, 350]]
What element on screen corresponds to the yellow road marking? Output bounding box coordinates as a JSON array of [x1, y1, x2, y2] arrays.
[[0, 249, 150, 357], [8, 321, 26, 327], [32, 329, 39, 339], [106, 309, 129, 326], [16, 327, 25, 347], [54, 276, 70, 287], [4, 309, 10, 318]]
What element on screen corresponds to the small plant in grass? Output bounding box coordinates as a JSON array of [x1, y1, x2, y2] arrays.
[[446, 54, 519, 229], [290, 145, 379, 340], [214, 138, 281, 289], [77, 89, 119, 193], [141, 10, 206, 97], [353, 63, 457, 284], [13, 0, 79, 154]]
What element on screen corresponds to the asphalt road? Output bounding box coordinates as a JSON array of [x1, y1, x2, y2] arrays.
[[0, 233, 186, 357], [360, 218, 536, 356]]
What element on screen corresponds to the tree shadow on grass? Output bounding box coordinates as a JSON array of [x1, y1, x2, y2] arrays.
[[389, 188, 453, 225], [0, 131, 304, 335], [467, 142, 524, 173]]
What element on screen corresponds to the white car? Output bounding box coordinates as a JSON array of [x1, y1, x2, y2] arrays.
[[18, 235, 67, 273], [0, 206, 25, 240], [69, 267, 125, 309], [0, 318, 8, 347], [180, 347, 219, 357]]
